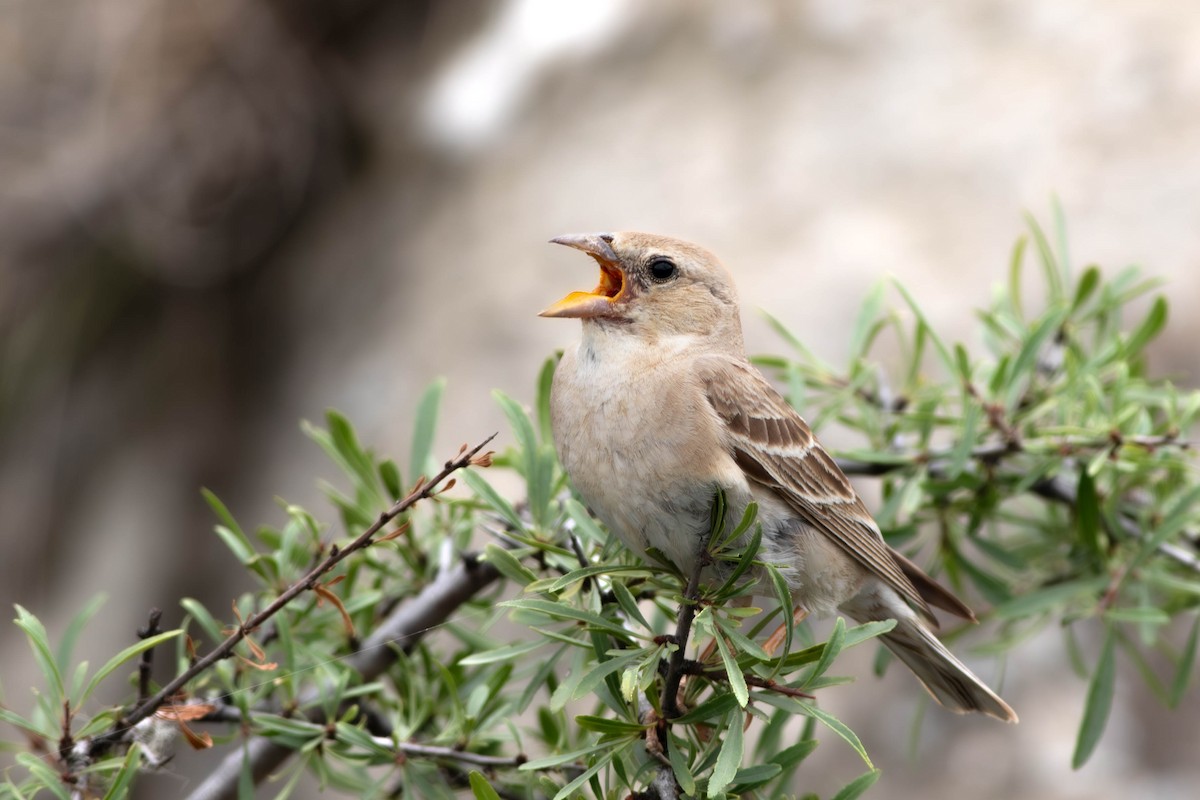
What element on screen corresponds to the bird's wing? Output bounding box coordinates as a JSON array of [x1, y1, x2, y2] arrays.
[[696, 355, 937, 624]]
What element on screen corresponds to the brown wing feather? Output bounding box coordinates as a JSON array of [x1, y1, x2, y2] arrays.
[[889, 546, 977, 622], [699, 355, 941, 624]]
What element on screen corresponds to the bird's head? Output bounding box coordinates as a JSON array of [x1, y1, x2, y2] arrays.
[[540, 232, 743, 348]]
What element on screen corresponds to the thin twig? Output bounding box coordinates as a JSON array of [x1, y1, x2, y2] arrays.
[[91, 434, 496, 758], [136, 608, 163, 705], [194, 702, 525, 768], [697, 669, 814, 700], [661, 551, 708, 719]]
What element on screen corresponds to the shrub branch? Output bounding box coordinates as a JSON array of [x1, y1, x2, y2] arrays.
[[90, 434, 497, 759]]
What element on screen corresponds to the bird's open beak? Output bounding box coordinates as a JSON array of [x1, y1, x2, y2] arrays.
[[540, 233, 626, 318]]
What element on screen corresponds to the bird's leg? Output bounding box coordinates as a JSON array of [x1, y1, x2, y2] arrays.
[[763, 606, 809, 657]]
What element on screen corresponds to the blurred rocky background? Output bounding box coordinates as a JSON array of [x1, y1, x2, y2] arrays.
[[2, 0, 1198, 797]]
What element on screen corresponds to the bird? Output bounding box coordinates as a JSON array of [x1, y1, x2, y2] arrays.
[[540, 231, 1017, 722]]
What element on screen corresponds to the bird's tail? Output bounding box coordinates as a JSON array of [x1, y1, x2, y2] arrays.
[[874, 615, 1017, 722]]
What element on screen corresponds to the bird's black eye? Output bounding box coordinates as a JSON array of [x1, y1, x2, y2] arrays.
[[648, 258, 677, 282]]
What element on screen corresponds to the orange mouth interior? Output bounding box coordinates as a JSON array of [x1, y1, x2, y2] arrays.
[[594, 262, 624, 300]]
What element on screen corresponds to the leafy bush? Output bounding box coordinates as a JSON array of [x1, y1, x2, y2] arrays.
[[2, 215, 1198, 799]]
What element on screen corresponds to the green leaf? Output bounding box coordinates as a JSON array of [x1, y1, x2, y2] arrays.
[[201, 488, 245, 540], [1072, 266, 1101, 312], [994, 576, 1108, 619], [1005, 308, 1068, 409], [79, 630, 182, 706], [102, 744, 143, 800], [482, 543, 537, 587], [468, 772, 502, 800], [0, 706, 45, 738], [494, 390, 539, 460], [673, 692, 740, 725], [841, 620, 896, 648], [546, 565, 651, 593], [461, 470, 523, 531], [708, 708, 745, 798], [55, 593, 106, 677], [953, 343, 972, 383], [1124, 295, 1168, 357], [550, 742, 630, 800], [325, 409, 381, 500], [1075, 470, 1103, 560], [458, 639, 545, 666], [16, 753, 70, 799], [13, 605, 64, 702], [716, 527, 762, 596], [1007, 235, 1027, 320], [719, 621, 770, 663], [669, 733, 697, 795], [849, 281, 887, 360], [714, 627, 749, 707], [1073, 624, 1116, 769], [769, 738, 818, 770], [810, 617, 847, 681], [764, 564, 794, 677], [536, 355, 558, 445], [179, 597, 224, 645], [409, 378, 445, 483], [378, 459, 402, 502], [574, 715, 647, 735], [213, 524, 256, 565], [804, 703, 872, 768], [1130, 484, 1200, 572], [730, 763, 783, 791], [563, 498, 610, 548], [759, 310, 830, 371], [1025, 212, 1065, 301], [893, 279, 956, 377], [610, 581, 652, 632], [830, 769, 882, 800], [1102, 607, 1169, 626], [1169, 616, 1200, 708], [572, 652, 643, 701], [501, 599, 639, 639]]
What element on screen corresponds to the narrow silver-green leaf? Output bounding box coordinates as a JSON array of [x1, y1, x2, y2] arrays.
[[13, 605, 64, 701], [849, 280, 887, 360], [1124, 295, 1168, 357], [501, 599, 638, 638], [468, 772, 502, 800], [707, 708, 745, 798], [810, 617, 847, 680], [536, 356, 558, 445], [462, 470, 523, 531], [458, 639, 545, 666], [1072, 624, 1116, 769], [714, 630, 749, 707], [179, 597, 224, 645], [55, 593, 106, 677], [79, 630, 182, 706], [1169, 616, 1199, 708], [830, 769, 882, 800], [1075, 470, 1103, 559], [669, 733, 697, 795], [803, 703, 872, 768], [482, 543, 537, 587], [550, 741, 629, 800], [409, 378, 445, 484]]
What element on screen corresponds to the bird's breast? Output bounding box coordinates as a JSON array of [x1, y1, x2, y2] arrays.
[[550, 341, 748, 575]]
